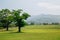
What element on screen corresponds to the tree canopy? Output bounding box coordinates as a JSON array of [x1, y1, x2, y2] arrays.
[[0, 9, 30, 32]]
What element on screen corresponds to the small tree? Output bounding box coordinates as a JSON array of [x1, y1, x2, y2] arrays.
[[0, 9, 13, 31], [51, 23, 59, 25], [43, 23, 48, 25], [30, 22, 35, 25]]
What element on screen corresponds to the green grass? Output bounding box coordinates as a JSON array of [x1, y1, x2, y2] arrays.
[[0, 25, 60, 40]]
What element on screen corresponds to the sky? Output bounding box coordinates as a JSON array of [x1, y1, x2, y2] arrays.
[[0, 0, 60, 15]]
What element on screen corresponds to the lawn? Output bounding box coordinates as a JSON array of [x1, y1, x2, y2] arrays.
[[0, 25, 60, 40]]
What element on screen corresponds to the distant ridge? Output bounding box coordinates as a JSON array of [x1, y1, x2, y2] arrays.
[[27, 14, 60, 24]]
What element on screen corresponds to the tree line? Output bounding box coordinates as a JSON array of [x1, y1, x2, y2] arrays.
[[30, 22, 60, 25], [0, 9, 30, 32]]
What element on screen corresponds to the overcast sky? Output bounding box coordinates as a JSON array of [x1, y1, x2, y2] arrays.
[[0, 0, 60, 15]]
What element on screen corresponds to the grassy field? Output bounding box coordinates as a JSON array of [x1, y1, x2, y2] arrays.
[[0, 25, 60, 40]]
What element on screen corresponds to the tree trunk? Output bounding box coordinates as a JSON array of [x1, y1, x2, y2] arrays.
[[18, 26, 21, 32], [6, 26, 8, 31], [3, 23, 9, 31], [6, 23, 9, 31]]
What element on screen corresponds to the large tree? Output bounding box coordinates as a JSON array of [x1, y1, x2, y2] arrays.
[[12, 9, 30, 32]]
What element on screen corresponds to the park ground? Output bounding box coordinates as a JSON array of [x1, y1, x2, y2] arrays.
[[0, 25, 60, 40]]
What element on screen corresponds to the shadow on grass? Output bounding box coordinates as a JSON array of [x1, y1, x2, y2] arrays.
[[10, 31, 25, 34]]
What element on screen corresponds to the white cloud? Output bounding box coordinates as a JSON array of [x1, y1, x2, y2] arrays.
[[37, 2, 60, 10], [37, 2, 60, 15]]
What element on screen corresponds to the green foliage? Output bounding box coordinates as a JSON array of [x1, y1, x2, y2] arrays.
[[0, 9, 30, 32], [43, 23, 48, 25], [12, 9, 30, 32], [22, 12, 30, 19], [0, 9, 12, 29], [51, 23, 59, 25], [30, 22, 35, 25]]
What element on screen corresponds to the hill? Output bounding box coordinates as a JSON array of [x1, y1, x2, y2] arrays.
[[27, 14, 60, 24]]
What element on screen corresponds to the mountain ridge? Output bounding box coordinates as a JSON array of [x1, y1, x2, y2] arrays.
[[27, 14, 60, 24]]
